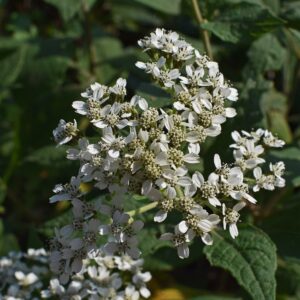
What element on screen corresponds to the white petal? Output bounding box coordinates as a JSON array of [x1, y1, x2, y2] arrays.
[[208, 197, 221, 207], [188, 143, 200, 155], [214, 154, 221, 169], [154, 210, 167, 222], [184, 153, 200, 164], [233, 201, 246, 212], [142, 180, 152, 195], [178, 221, 189, 234], [253, 167, 262, 179], [201, 233, 213, 245], [177, 244, 189, 259], [229, 223, 238, 238], [192, 171, 204, 187], [225, 107, 237, 118]]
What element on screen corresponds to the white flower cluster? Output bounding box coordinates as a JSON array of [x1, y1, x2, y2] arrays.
[[50, 28, 286, 274], [0, 248, 151, 300], [0, 249, 47, 300]]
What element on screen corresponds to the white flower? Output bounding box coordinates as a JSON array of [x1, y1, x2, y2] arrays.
[[49, 176, 82, 203], [222, 202, 246, 239], [104, 236, 141, 259], [132, 271, 152, 298], [109, 78, 127, 98], [136, 56, 165, 78], [99, 210, 130, 238], [157, 167, 192, 199], [53, 119, 78, 146], [67, 137, 99, 161], [92, 102, 130, 129], [263, 130, 285, 148], [15, 271, 38, 286], [192, 172, 221, 206], [101, 127, 129, 159], [188, 204, 220, 244], [160, 221, 195, 259], [233, 139, 265, 169], [81, 82, 108, 100]]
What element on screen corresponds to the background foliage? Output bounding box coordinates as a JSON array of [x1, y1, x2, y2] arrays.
[[0, 0, 300, 299]]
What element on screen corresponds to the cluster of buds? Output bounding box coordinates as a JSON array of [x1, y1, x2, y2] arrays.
[[50, 28, 285, 282], [0, 248, 151, 300]]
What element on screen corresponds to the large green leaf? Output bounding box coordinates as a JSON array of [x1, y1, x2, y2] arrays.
[[23, 56, 70, 88], [0, 46, 28, 88], [202, 3, 283, 43], [133, 0, 181, 15], [277, 257, 300, 296], [247, 33, 286, 73], [204, 226, 277, 300]]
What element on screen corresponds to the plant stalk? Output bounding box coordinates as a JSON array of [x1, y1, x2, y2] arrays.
[[127, 201, 159, 217], [191, 0, 213, 59]]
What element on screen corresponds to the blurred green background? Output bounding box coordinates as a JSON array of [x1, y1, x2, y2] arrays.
[[1, 0, 300, 299]]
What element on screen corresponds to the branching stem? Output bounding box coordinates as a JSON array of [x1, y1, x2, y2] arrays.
[[127, 201, 159, 217]]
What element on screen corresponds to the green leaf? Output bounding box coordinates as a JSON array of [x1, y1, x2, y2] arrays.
[[24, 56, 70, 88], [281, 2, 300, 30], [202, 3, 283, 43], [92, 36, 124, 84], [247, 33, 286, 73], [277, 257, 300, 296], [44, 0, 82, 21], [0, 46, 27, 88], [133, 0, 181, 15], [259, 88, 292, 143], [267, 111, 292, 143], [204, 226, 277, 300]]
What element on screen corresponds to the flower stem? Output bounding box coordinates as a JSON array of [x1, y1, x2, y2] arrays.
[[175, 185, 184, 198], [191, 0, 213, 59], [127, 201, 158, 217]]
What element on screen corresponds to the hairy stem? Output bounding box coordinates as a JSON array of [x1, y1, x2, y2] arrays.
[[191, 0, 213, 59], [127, 201, 159, 217]]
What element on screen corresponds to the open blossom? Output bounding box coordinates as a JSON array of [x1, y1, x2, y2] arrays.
[[253, 162, 285, 192], [222, 202, 246, 239], [53, 119, 78, 146], [160, 221, 195, 259], [49, 176, 82, 203]]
